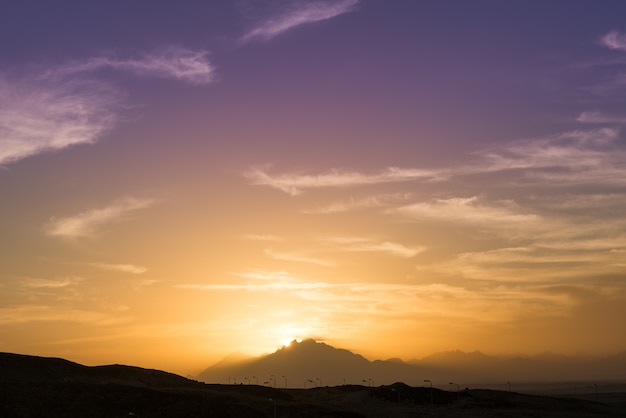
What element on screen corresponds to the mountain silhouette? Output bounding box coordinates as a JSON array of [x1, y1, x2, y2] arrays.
[[198, 338, 436, 387], [198, 339, 626, 387]]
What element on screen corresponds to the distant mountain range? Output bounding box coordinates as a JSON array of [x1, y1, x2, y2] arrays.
[[197, 339, 626, 387]]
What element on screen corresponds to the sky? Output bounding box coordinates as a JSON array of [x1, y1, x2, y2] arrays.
[[2, 0, 626, 375]]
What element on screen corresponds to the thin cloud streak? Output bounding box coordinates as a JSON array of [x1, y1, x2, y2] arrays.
[[241, 0, 359, 43], [245, 166, 445, 195], [243, 234, 284, 242], [390, 197, 538, 226], [322, 236, 425, 258], [89, 262, 147, 275], [46, 197, 155, 239], [0, 304, 127, 325], [576, 111, 626, 124], [20, 277, 84, 289], [46, 47, 216, 85], [247, 127, 625, 198], [0, 76, 119, 166], [302, 193, 412, 214], [264, 249, 333, 266]]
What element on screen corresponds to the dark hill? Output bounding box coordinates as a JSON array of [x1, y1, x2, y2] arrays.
[[0, 352, 195, 388], [1, 352, 624, 417]]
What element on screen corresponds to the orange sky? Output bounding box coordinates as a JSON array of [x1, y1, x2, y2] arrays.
[[1, 1, 626, 375]]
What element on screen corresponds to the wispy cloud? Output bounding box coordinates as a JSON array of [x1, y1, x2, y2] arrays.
[[390, 196, 538, 226], [302, 193, 412, 214], [264, 248, 333, 266], [322, 236, 425, 258], [20, 277, 84, 289], [473, 128, 626, 188], [177, 273, 584, 323], [0, 304, 127, 325], [245, 166, 444, 195], [0, 76, 119, 166], [243, 234, 284, 242], [241, 0, 359, 43], [89, 262, 147, 275], [234, 270, 296, 281], [46, 197, 154, 239], [1, 46, 215, 166], [576, 110, 626, 124], [479, 128, 619, 171], [424, 245, 626, 283], [599, 30, 626, 51], [46, 47, 216, 85]]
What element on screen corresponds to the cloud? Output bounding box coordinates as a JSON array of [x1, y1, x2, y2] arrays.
[[177, 273, 583, 323], [424, 245, 626, 283], [46, 47, 216, 85], [245, 166, 444, 195], [46, 197, 154, 239], [0, 76, 119, 166], [20, 277, 84, 289], [302, 193, 412, 214], [243, 234, 284, 241], [576, 111, 626, 124], [599, 30, 626, 51], [0, 46, 215, 166], [390, 196, 538, 226], [473, 128, 626, 189], [322, 236, 425, 258], [89, 262, 147, 274], [0, 304, 126, 325], [264, 249, 333, 266], [241, 0, 359, 43], [479, 128, 619, 171], [234, 270, 298, 281]]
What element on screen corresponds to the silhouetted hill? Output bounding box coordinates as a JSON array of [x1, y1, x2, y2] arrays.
[[1, 352, 624, 417], [198, 339, 433, 387], [199, 341, 626, 387], [0, 352, 196, 388]]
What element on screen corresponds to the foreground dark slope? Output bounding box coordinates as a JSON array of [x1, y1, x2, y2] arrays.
[[1, 352, 624, 417]]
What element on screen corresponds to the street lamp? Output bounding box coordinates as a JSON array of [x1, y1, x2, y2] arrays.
[[282, 375, 287, 388], [391, 388, 400, 403], [424, 379, 433, 406], [449, 382, 460, 401], [268, 398, 276, 418], [507, 381, 511, 392]]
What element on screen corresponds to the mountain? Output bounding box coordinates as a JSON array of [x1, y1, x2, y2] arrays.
[[199, 340, 626, 387], [198, 338, 433, 387]]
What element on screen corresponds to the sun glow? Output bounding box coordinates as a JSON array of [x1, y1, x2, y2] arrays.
[[275, 323, 309, 348], [281, 337, 303, 347]]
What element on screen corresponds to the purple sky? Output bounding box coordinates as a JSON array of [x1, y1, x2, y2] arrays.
[[1, 1, 626, 373]]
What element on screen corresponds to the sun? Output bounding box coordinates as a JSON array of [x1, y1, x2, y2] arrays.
[[275, 323, 309, 348], [280, 337, 302, 347]]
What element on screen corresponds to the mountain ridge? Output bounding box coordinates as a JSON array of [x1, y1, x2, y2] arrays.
[[198, 339, 626, 386]]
